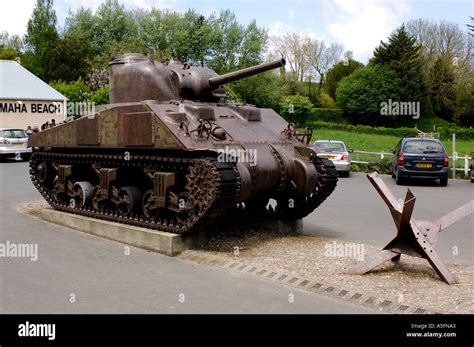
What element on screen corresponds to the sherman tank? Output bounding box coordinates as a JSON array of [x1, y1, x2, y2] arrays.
[[28, 53, 337, 234]]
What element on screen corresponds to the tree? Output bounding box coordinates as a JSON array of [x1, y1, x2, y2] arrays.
[[372, 25, 432, 118], [336, 65, 403, 121], [48, 34, 92, 82], [405, 19, 471, 91], [187, 13, 212, 66], [269, 31, 309, 82], [65, 2, 146, 80], [168, 10, 212, 66], [279, 95, 315, 125], [95, 0, 138, 52], [326, 52, 364, 99], [277, 74, 307, 97], [457, 82, 474, 126], [207, 10, 245, 72], [304, 40, 343, 91], [469, 17, 474, 37], [0, 32, 19, 60], [430, 55, 457, 121], [24, 0, 59, 81], [406, 18, 472, 121], [137, 8, 174, 60], [64, 7, 98, 51], [0, 49, 17, 60], [0, 31, 23, 52], [239, 20, 267, 68], [49, 78, 90, 103], [269, 31, 343, 91], [229, 72, 283, 110], [406, 19, 469, 65]]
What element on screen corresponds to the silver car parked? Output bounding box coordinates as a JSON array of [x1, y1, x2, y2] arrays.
[[314, 140, 352, 177], [0, 128, 32, 161]]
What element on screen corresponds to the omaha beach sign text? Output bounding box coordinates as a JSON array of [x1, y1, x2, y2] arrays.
[[0, 102, 61, 114]]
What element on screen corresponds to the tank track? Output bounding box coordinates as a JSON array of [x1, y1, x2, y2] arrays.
[[269, 157, 338, 220], [235, 157, 338, 221], [29, 150, 239, 234]]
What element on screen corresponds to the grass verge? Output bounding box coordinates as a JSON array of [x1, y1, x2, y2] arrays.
[[312, 129, 474, 156]]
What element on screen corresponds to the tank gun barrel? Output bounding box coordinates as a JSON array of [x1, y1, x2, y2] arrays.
[[208, 58, 286, 88]]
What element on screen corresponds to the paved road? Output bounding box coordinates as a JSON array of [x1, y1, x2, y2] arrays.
[[305, 172, 473, 264], [0, 161, 373, 313]]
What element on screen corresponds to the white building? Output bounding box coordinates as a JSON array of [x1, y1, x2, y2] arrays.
[[0, 60, 67, 129]]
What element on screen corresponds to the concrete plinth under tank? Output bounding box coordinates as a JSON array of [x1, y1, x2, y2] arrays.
[[41, 208, 303, 256], [41, 208, 204, 256]]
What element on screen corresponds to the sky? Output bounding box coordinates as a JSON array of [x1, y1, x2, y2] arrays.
[[0, 0, 472, 63]]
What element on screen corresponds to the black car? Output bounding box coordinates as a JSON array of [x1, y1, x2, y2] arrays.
[[389, 137, 449, 186]]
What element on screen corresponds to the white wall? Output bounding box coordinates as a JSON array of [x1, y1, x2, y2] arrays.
[[0, 99, 66, 129]]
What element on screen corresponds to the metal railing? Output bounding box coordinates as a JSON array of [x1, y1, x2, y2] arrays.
[[351, 150, 472, 176], [416, 130, 440, 139]]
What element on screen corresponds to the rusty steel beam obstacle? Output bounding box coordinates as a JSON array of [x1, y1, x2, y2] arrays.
[[348, 172, 473, 285]]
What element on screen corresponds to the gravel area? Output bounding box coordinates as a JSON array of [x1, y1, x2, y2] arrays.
[[199, 228, 474, 314]]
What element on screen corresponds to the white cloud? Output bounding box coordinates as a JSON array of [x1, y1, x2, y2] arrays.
[[0, 0, 37, 36], [268, 21, 295, 39], [324, 0, 411, 63], [267, 21, 318, 41]]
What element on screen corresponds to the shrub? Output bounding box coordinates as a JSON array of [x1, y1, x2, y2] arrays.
[[229, 72, 283, 110], [336, 65, 402, 118], [326, 58, 364, 99], [305, 121, 419, 138], [448, 126, 474, 140], [459, 113, 474, 127], [309, 108, 346, 123], [91, 86, 109, 105], [49, 78, 90, 103], [319, 92, 337, 109], [279, 95, 314, 125]]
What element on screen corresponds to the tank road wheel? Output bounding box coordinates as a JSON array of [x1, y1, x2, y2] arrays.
[[92, 186, 106, 212], [116, 186, 142, 217], [36, 161, 55, 186], [142, 189, 159, 220], [71, 181, 93, 208], [52, 177, 67, 203], [175, 192, 196, 224]]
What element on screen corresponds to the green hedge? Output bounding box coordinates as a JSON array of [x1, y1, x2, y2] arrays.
[[308, 108, 347, 123], [438, 126, 474, 140], [305, 121, 418, 137], [305, 120, 474, 140]]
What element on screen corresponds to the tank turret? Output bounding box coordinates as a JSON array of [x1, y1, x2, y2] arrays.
[[109, 53, 285, 103]]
